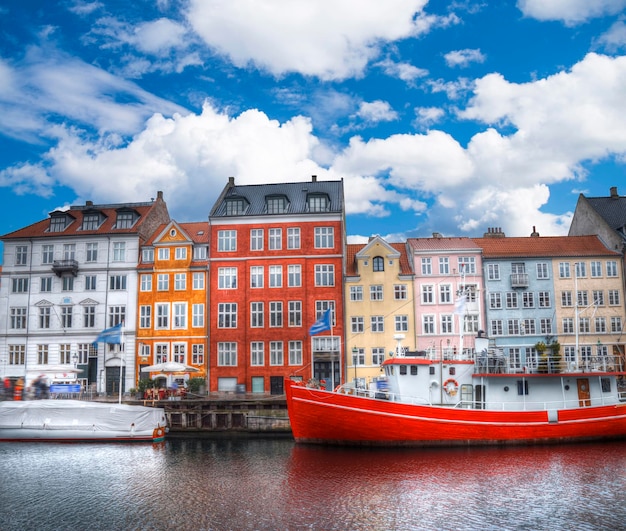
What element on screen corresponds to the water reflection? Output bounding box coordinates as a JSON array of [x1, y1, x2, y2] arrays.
[[1, 438, 625, 530]]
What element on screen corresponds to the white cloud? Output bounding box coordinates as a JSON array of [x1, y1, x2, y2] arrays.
[[376, 58, 429, 84], [186, 0, 434, 79], [444, 48, 486, 68], [413, 107, 445, 129], [596, 20, 626, 52], [517, 0, 626, 26], [132, 18, 188, 55], [353, 101, 398, 123]]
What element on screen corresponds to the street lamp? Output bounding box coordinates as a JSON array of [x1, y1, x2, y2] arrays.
[[352, 346, 358, 387]]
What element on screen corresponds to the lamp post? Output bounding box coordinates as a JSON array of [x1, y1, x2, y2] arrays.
[[352, 346, 358, 388]]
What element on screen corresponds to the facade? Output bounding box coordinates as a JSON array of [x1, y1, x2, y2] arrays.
[[344, 237, 415, 387], [0, 193, 170, 394], [407, 236, 484, 357], [136, 221, 209, 387], [473, 230, 625, 372], [208, 176, 346, 394]]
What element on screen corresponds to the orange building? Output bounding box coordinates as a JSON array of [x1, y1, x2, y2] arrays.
[[208, 177, 346, 394], [136, 221, 209, 388]]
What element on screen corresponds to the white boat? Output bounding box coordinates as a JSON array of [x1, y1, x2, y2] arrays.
[[0, 400, 167, 442]]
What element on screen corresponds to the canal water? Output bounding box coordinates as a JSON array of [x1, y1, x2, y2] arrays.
[[1, 437, 625, 530]]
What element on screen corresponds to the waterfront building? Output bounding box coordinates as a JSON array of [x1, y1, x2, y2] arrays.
[[406, 236, 484, 357], [136, 221, 209, 387], [208, 176, 346, 394], [344, 237, 415, 387], [0, 193, 170, 393], [473, 229, 625, 371]]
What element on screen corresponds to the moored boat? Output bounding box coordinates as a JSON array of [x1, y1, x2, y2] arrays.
[[285, 334, 626, 446], [0, 400, 167, 442]]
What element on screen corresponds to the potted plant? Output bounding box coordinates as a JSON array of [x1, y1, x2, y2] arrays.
[[535, 341, 548, 373], [136, 378, 155, 399], [186, 377, 205, 396]]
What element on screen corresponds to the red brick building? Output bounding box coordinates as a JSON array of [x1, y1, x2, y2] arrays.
[[208, 176, 346, 394]]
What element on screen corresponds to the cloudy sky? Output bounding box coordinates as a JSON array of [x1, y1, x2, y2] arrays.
[[2, 1, 626, 250]]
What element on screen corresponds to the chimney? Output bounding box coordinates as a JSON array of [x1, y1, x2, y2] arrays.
[[86, 200, 93, 207], [483, 227, 505, 238], [432, 232, 442, 239], [312, 175, 317, 182], [530, 226, 540, 237], [228, 176, 235, 186], [156, 191, 163, 200], [610, 186, 618, 198]]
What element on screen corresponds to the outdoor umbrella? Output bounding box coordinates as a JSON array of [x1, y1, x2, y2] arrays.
[[140, 361, 200, 373]]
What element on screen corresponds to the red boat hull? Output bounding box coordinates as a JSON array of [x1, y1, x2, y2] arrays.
[[285, 381, 626, 446]]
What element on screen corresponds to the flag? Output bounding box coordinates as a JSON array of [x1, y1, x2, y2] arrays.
[[92, 323, 122, 346], [454, 294, 466, 316], [309, 309, 332, 336]]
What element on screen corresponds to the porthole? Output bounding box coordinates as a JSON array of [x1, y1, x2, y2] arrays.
[[503, 386, 509, 392], [170, 229, 176, 237]]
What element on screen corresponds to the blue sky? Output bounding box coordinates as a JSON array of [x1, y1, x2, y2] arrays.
[[2, 0, 626, 255]]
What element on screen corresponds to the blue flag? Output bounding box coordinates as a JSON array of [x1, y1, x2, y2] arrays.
[[309, 309, 332, 336], [92, 323, 122, 346]]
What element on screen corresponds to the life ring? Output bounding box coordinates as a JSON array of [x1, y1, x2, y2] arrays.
[[334, 385, 342, 392], [443, 378, 459, 397], [154, 427, 165, 440]]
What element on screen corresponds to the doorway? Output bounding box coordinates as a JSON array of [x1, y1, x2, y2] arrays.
[[577, 378, 591, 407]]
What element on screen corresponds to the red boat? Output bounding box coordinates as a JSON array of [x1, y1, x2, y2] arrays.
[[286, 335, 626, 446]]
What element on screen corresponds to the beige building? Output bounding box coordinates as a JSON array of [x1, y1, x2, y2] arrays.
[[344, 237, 415, 387]]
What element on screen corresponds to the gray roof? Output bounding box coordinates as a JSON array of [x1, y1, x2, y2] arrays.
[[586, 196, 626, 238], [210, 179, 344, 218]]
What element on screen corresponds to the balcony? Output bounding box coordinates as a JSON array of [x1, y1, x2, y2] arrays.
[[52, 259, 79, 277], [510, 273, 529, 288]]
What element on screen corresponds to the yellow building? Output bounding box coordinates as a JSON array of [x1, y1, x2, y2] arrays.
[[136, 221, 209, 388], [344, 237, 415, 387]]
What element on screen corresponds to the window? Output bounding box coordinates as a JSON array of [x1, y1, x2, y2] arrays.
[[50, 216, 67, 232], [250, 266, 264, 288], [490, 292, 502, 309], [251, 342, 264, 366], [577, 290, 588, 307], [539, 318, 552, 335], [266, 197, 287, 214], [250, 229, 264, 251], [395, 315, 409, 332], [458, 256, 476, 274], [116, 212, 134, 228], [270, 341, 284, 365], [226, 198, 246, 215], [440, 315, 453, 334], [608, 290, 620, 306], [536, 263, 549, 279], [607, 261, 618, 277], [42, 245, 54, 264], [9, 345, 25, 365], [287, 228, 300, 249], [595, 317, 606, 334], [192, 344, 204, 365], [269, 265, 282, 288], [559, 262, 571, 278], [315, 264, 334, 286], [507, 319, 520, 335], [192, 304, 204, 327], [351, 316, 364, 333], [218, 343, 237, 366], [112, 242, 125, 262], [593, 290, 604, 306], [370, 285, 383, 301], [193, 246, 207, 260], [371, 315, 384, 332], [464, 315, 479, 334], [421, 285, 434, 304], [38, 345, 49, 365], [62, 276, 74, 291], [561, 291, 573, 307], [288, 265, 301, 287], [439, 257, 450, 275], [288, 301, 301, 327], [422, 315, 434, 334], [63, 244, 76, 260], [538, 291, 551, 308], [611, 316, 622, 333], [15, 245, 28, 266], [490, 319, 503, 336], [522, 318, 536, 335], [373, 256, 385, 272], [40, 277, 53, 293], [175, 247, 187, 260], [86, 243, 98, 262], [140, 306, 151, 328], [395, 285, 408, 300], [218, 267, 237, 289], [193, 272, 205, 290], [156, 303, 169, 329], [157, 274, 169, 291], [158, 248, 170, 260], [421, 258, 431, 275], [173, 303, 187, 328], [590, 261, 602, 277], [10, 306, 27, 330], [314, 227, 334, 248], [141, 274, 152, 292], [251, 302, 264, 328], [487, 264, 500, 280], [61, 306, 73, 328], [579, 317, 590, 334], [308, 195, 328, 212], [575, 262, 586, 278], [562, 318, 574, 334], [289, 341, 303, 365], [269, 228, 282, 250], [372, 348, 385, 366], [522, 292, 534, 308], [155, 344, 168, 364], [85, 275, 97, 291], [351, 286, 363, 301], [437, 284, 450, 304], [12, 278, 29, 293], [218, 230, 237, 251], [506, 292, 518, 309], [142, 248, 154, 262], [352, 348, 365, 367], [218, 303, 237, 328], [109, 275, 127, 290], [39, 307, 51, 329], [270, 302, 283, 327]]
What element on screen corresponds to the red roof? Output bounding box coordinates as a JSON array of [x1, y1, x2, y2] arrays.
[[472, 235, 619, 258], [407, 237, 481, 252]]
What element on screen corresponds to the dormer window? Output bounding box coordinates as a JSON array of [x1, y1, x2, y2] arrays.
[[307, 194, 329, 212], [225, 198, 247, 216], [82, 213, 101, 231], [266, 196, 288, 214], [50, 215, 69, 233], [373, 256, 384, 272], [116, 212, 134, 229]]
